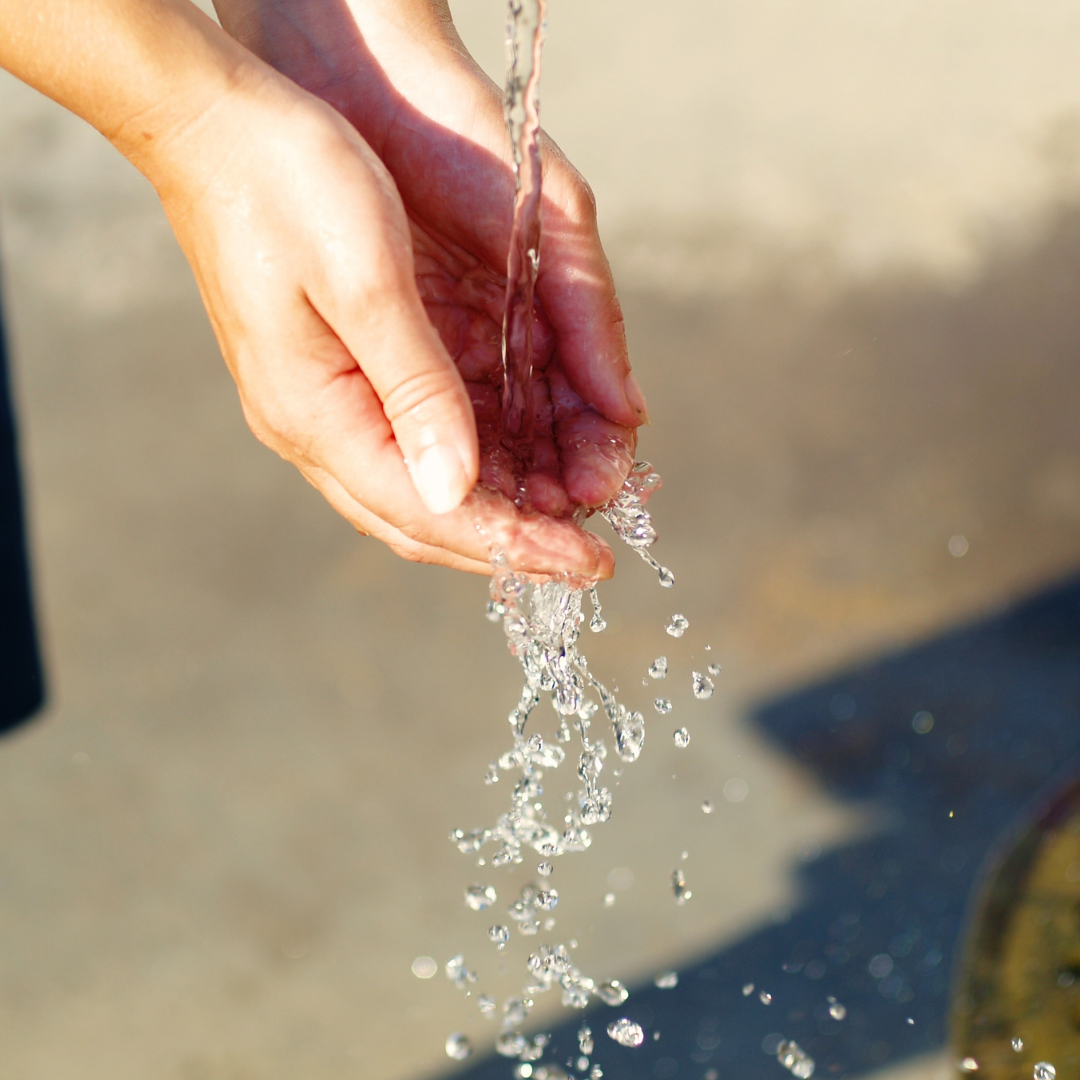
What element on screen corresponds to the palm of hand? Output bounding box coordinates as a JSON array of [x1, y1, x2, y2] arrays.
[[411, 218, 635, 519]]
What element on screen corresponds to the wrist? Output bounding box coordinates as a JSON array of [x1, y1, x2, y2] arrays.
[[212, 0, 477, 133]]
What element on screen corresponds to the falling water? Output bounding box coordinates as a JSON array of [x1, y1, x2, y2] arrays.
[[446, 0, 680, 1071], [500, 0, 547, 463]]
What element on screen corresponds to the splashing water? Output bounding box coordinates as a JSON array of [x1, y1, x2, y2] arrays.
[[465, 884, 497, 910], [665, 614, 689, 638], [1034, 1065, 1056, 1080], [671, 867, 692, 903], [607, 1019, 645, 1048], [777, 1039, 816, 1078], [578, 1025, 594, 1055], [446, 1033, 473, 1060], [691, 671, 714, 699], [444, 0, 697, 1067]]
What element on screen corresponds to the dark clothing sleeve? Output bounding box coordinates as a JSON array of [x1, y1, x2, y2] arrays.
[[0, 292, 45, 732]]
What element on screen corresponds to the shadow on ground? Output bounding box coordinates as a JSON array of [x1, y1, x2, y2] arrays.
[[448, 575, 1080, 1080]]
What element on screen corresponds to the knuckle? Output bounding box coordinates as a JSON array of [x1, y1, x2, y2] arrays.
[[565, 174, 598, 226], [380, 367, 463, 428]]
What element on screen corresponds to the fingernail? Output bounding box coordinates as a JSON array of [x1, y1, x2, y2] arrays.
[[410, 442, 470, 515], [623, 372, 651, 425]]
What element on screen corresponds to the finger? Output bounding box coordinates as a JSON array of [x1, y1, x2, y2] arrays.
[[302, 164, 480, 516], [297, 462, 495, 575], [548, 364, 636, 507], [295, 338, 615, 579], [534, 143, 650, 430]]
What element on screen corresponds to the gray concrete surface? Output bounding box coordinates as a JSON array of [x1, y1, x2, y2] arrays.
[[0, 2, 1079, 1078]]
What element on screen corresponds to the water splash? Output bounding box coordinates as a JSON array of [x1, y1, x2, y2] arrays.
[[777, 1039, 815, 1078], [606, 1019, 645, 1047], [691, 671, 714, 699], [671, 867, 692, 903], [445, 1033, 473, 1060]]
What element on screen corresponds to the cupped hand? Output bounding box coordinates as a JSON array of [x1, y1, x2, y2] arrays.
[[210, 0, 649, 575]]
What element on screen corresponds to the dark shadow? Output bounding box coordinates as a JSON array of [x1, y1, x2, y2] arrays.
[[0, 282, 44, 732], [447, 576, 1080, 1079]]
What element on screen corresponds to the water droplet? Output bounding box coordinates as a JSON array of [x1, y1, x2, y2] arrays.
[[603, 892, 616, 907], [537, 861, 553, 876], [777, 1039, 815, 1078], [445, 1033, 472, 1060], [691, 671, 714, 699], [701, 799, 713, 813], [589, 613, 607, 633], [465, 884, 497, 911], [654, 698, 672, 714], [759, 990, 773, 1004], [742, 982, 755, 996], [537, 888, 559, 910], [577, 1057, 590, 1072], [496, 1032, 529, 1058], [665, 614, 689, 638], [578, 1024, 594, 1055], [1012, 1038, 1024, 1052], [595, 979, 629, 1006], [590, 1066, 603, 1079], [654, 971, 679, 989], [673, 727, 690, 748], [658, 566, 675, 587], [606, 1018, 644, 1047], [489, 925, 509, 948], [707, 662, 721, 676], [411, 955, 437, 979], [1034, 1065, 1056, 1080], [827, 996, 847, 1020], [671, 868, 692, 903], [445, 955, 478, 988], [648, 656, 668, 680], [960, 1058, 979, 1073], [478, 993, 496, 1016]]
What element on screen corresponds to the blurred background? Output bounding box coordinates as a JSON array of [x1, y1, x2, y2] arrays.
[[1, 1, 1080, 1077]]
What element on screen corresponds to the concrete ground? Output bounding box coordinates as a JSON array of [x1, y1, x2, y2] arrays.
[[1, 2, 1079, 1078]]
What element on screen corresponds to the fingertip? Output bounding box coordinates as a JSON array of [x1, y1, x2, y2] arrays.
[[409, 442, 474, 515], [623, 372, 650, 426]]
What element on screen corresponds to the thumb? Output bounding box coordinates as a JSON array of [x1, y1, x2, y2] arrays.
[[324, 279, 479, 516]]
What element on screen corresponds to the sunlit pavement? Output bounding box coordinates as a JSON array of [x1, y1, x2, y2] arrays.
[[1, 3, 1079, 1078]]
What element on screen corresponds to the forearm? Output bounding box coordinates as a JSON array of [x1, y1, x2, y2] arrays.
[[0, 0, 273, 191]]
